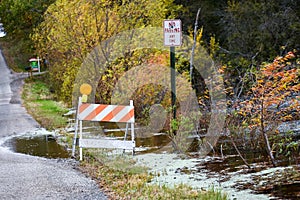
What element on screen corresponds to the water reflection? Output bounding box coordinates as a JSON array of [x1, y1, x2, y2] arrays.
[[8, 135, 69, 159]]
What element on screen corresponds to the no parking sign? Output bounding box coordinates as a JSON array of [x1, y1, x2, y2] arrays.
[[163, 19, 182, 46]]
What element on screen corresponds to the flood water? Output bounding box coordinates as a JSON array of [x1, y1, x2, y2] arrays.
[[270, 183, 300, 199], [6, 134, 69, 159]]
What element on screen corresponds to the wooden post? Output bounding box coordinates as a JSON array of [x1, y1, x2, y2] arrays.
[[79, 120, 83, 161], [130, 100, 135, 155], [71, 97, 81, 157]]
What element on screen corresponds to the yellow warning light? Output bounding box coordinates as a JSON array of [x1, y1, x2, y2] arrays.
[[80, 83, 92, 95]]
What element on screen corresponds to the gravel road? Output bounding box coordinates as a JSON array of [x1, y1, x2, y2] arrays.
[[0, 49, 107, 200]]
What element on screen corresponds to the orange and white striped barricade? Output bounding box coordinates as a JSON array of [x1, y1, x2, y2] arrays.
[[74, 97, 135, 160]]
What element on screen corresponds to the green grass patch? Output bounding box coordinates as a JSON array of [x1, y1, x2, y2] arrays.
[[22, 75, 68, 130]]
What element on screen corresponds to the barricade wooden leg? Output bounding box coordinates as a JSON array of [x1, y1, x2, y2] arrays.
[[71, 117, 78, 157], [130, 100, 135, 156], [79, 120, 83, 161], [71, 99, 81, 157]]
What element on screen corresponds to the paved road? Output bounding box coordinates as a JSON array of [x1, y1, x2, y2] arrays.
[[0, 49, 107, 200]]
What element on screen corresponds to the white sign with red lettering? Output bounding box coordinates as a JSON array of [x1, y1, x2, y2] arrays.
[[163, 19, 182, 46]]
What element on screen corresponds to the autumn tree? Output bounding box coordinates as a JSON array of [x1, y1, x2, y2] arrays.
[[31, 0, 180, 103], [238, 51, 300, 166]]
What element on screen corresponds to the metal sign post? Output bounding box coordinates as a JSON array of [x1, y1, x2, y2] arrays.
[[163, 19, 182, 120], [170, 46, 176, 119]]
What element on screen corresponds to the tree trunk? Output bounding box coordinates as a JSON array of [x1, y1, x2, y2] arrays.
[[262, 128, 277, 166], [190, 8, 201, 80], [260, 100, 277, 167]]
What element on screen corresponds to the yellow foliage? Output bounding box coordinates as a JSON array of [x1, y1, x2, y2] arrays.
[[31, 0, 180, 103]]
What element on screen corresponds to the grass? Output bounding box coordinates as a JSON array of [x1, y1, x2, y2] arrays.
[[22, 75, 69, 130]]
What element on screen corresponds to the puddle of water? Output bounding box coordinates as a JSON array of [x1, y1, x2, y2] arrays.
[[6, 135, 70, 159], [258, 183, 300, 199], [199, 153, 269, 173], [272, 183, 300, 199]]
